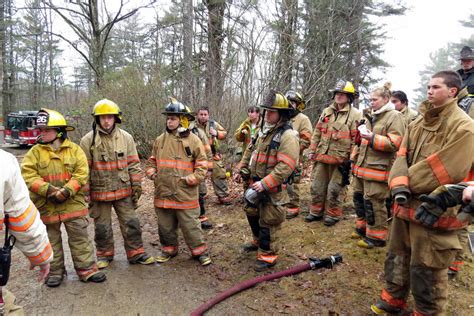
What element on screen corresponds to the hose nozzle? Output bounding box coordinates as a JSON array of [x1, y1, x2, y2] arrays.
[[309, 253, 343, 270]]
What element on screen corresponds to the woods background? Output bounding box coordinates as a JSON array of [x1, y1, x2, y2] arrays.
[[0, 0, 473, 157]]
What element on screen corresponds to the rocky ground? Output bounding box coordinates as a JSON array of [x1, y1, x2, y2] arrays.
[[2, 145, 473, 315]]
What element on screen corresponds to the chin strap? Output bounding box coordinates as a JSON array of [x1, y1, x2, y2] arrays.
[[36, 129, 62, 144]]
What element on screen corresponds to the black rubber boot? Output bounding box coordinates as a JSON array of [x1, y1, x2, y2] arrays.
[[254, 260, 276, 272], [364, 199, 375, 226], [87, 271, 107, 283], [323, 217, 339, 227], [305, 213, 323, 222], [247, 215, 260, 240], [199, 193, 206, 217]]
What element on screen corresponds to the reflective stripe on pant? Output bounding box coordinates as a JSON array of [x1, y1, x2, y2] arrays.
[[211, 159, 229, 198], [310, 162, 344, 219], [352, 177, 389, 242], [381, 216, 461, 314], [154, 207, 207, 256], [46, 217, 97, 280], [89, 196, 145, 259], [451, 227, 470, 271]]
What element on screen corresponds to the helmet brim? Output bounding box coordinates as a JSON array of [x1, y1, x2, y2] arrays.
[[258, 105, 292, 111]]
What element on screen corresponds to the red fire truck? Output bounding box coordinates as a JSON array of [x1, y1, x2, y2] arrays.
[[4, 111, 40, 146]]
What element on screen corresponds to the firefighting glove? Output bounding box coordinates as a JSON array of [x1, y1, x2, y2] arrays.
[[132, 185, 142, 208], [415, 195, 447, 227], [48, 187, 71, 204], [457, 201, 474, 225], [46, 184, 59, 199], [461, 201, 474, 214]]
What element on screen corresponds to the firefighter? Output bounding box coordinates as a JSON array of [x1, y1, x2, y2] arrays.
[[391, 90, 418, 125], [21, 108, 106, 287], [1, 149, 53, 313], [234, 106, 262, 195], [352, 82, 405, 248], [234, 106, 262, 160], [187, 103, 214, 229], [306, 80, 362, 226], [79, 99, 155, 269], [145, 99, 211, 266], [235, 90, 299, 271], [284, 90, 313, 219], [196, 107, 233, 205], [371, 70, 474, 315], [449, 47, 474, 279]]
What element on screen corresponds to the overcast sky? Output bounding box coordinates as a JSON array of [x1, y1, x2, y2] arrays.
[[378, 0, 474, 103], [54, 0, 473, 105]]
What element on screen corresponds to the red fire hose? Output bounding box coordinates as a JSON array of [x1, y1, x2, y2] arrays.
[[190, 254, 343, 316]]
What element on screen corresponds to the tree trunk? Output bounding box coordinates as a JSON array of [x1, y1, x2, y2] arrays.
[[1, 0, 8, 122], [182, 0, 194, 105], [205, 0, 225, 110]]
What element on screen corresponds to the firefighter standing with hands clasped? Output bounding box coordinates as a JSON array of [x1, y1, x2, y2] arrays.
[[21, 108, 106, 287]]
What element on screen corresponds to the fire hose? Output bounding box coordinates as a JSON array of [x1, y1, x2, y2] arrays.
[[190, 254, 343, 316]]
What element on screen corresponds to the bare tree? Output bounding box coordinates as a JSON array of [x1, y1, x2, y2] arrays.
[[46, 0, 156, 90]]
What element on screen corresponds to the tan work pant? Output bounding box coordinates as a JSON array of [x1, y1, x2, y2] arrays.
[[154, 207, 207, 256], [46, 217, 98, 280], [89, 196, 145, 260], [379, 217, 461, 314], [310, 162, 344, 220]]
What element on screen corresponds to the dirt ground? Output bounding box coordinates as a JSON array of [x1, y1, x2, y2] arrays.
[[2, 145, 474, 315]]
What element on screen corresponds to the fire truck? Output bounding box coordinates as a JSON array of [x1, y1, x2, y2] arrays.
[[4, 111, 40, 146]]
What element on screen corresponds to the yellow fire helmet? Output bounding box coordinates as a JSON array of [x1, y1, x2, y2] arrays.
[[260, 90, 291, 111], [35, 108, 75, 131], [92, 99, 122, 123], [285, 90, 306, 111], [331, 80, 356, 95]]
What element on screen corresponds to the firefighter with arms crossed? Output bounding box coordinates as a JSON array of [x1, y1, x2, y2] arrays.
[[371, 71, 474, 315], [235, 91, 299, 271], [80, 99, 155, 269]]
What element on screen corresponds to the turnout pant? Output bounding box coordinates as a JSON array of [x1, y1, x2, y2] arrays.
[[155, 207, 208, 257], [286, 165, 302, 211], [46, 217, 99, 280], [377, 217, 461, 314], [352, 177, 389, 242], [310, 162, 344, 220], [89, 196, 146, 260]]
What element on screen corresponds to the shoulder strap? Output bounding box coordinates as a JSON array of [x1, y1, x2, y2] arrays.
[[270, 122, 292, 150]]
